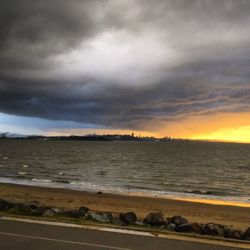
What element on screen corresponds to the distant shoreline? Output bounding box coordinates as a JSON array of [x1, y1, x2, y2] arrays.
[[1, 136, 250, 144], [0, 182, 250, 231]]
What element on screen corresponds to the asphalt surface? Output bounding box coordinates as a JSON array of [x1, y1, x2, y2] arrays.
[[0, 218, 247, 250]]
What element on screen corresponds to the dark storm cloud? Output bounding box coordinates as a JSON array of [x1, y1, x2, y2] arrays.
[[0, 0, 105, 72], [1, 0, 250, 130]]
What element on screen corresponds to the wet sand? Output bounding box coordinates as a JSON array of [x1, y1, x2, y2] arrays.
[[0, 183, 249, 230]]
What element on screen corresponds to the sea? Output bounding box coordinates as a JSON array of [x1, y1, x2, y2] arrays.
[[0, 140, 249, 204]]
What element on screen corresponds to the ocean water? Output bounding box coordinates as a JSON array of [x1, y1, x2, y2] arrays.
[[0, 140, 249, 203]]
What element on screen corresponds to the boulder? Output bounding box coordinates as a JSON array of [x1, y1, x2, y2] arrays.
[[89, 212, 112, 223], [119, 212, 137, 225], [111, 216, 125, 226], [63, 210, 82, 218], [134, 221, 145, 226], [202, 223, 225, 237], [16, 203, 44, 216], [166, 223, 176, 231], [51, 207, 64, 214], [224, 227, 242, 240], [242, 227, 250, 241], [169, 216, 188, 226], [43, 209, 56, 217], [52, 207, 64, 213], [79, 206, 89, 216], [0, 199, 12, 211], [176, 223, 202, 234], [143, 212, 166, 227]]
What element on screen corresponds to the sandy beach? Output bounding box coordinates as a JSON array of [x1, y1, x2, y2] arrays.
[[0, 183, 249, 231]]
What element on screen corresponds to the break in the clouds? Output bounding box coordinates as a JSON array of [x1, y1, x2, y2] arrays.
[[1, 0, 250, 133]]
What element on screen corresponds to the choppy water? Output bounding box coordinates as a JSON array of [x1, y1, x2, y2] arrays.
[[0, 140, 249, 203]]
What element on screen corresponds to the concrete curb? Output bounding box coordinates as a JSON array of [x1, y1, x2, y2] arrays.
[[1, 215, 249, 249]]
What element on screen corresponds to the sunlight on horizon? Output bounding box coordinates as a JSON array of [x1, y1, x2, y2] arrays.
[[2, 112, 250, 143], [191, 125, 250, 143]]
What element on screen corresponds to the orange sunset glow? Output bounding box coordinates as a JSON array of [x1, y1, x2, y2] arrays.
[[159, 112, 250, 143], [41, 112, 250, 143]]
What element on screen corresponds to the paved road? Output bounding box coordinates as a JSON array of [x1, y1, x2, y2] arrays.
[[0, 218, 247, 250]]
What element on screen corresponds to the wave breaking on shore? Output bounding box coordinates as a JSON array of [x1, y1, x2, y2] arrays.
[[0, 177, 249, 208]]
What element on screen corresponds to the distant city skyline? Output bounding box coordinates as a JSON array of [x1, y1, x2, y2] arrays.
[[1, 1, 250, 142]]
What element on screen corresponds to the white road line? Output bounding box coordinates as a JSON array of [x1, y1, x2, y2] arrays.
[[0, 231, 131, 250], [1, 217, 249, 249]]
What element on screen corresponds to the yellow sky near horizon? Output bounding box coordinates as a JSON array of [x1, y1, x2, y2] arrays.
[[45, 112, 250, 143], [157, 112, 250, 143], [191, 126, 250, 143]]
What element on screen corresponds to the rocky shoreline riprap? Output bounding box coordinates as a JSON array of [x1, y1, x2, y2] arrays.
[[0, 198, 249, 242]]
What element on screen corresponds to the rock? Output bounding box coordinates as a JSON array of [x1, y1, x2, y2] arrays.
[[143, 212, 166, 227], [111, 217, 125, 226], [43, 209, 56, 217], [119, 212, 137, 225], [134, 221, 145, 226], [176, 223, 202, 234], [21, 204, 38, 210], [89, 212, 112, 223], [169, 216, 188, 226], [51, 207, 64, 214], [202, 223, 225, 237], [166, 223, 176, 231], [79, 206, 89, 216], [42, 206, 64, 217], [242, 227, 250, 241], [0, 199, 12, 211], [0, 199, 6, 210], [224, 227, 242, 240], [44, 207, 83, 218], [63, 210, 82, 218], [96, 191, 103, 195], [16, 203, 44, 215]]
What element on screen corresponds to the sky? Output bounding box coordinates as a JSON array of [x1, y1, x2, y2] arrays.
[[1, 0, 250, 142]]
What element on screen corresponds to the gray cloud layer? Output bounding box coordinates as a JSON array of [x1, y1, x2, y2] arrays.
[[1, 0, 250, 130]]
